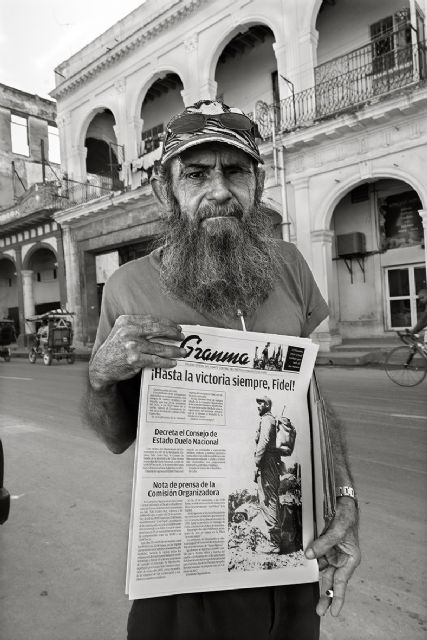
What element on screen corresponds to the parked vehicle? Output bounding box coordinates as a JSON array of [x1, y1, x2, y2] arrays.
[[26, 310, 76, 366], [0, 319, 16, 362]]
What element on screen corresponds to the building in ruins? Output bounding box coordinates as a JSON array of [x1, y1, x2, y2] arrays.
[[0, 84, 63, 342], [6, 0, 427, 348]]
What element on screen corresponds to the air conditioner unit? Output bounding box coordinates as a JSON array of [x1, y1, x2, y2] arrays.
[[336, 232, 366, 256]]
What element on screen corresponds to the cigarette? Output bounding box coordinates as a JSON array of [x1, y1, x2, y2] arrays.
[[326, 589, 334, 598]]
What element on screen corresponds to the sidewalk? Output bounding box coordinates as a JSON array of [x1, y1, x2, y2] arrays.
[[315, 336, 400, 366], [7, 337, 401, 366]]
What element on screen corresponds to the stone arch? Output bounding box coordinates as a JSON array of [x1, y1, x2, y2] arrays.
[[316, 167, 427, 232], [131, 66, 188, 125], [0, 252, 17, 268], [22, 242, 58, 271], [307, 0, 325, 34], [205, 16, 281, 92], [76, 104, 120, 150]]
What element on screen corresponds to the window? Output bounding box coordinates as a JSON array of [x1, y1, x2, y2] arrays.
[[385, 265, 426, 329], [370, 10, 412, 74], [11, 114, 29, 156], [141, 123, 164, 154], [36, 269, 57, 282], [48, 124, 61, 164]]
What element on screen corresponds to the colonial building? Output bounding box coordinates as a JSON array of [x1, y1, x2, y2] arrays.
[[49, 0, 427, 348], [0, 84, 63, 342]]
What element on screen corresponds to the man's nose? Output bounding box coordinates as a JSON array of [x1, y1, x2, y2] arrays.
[[206, 171, 232, 204]]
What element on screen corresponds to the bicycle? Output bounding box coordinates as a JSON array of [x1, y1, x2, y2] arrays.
[[384, 330, 427, 387]]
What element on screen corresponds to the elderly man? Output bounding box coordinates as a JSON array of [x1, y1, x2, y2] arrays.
[[85, 100, 360, 640]]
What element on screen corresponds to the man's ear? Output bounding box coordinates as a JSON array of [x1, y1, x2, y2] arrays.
[[256, 165, 265, 194], [151, 174, 169, 211]]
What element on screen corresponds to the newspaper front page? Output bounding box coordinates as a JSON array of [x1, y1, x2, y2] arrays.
[[126, 326, 319, 599]]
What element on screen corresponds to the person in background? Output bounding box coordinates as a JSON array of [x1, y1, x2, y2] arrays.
[[411, 288, 427, 336]]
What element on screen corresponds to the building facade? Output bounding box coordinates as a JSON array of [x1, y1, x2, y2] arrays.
[[48, 0, 427, 348], [0, 84, 63, 342]]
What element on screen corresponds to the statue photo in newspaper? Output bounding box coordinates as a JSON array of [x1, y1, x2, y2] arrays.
[[228, 392, 302, 572]]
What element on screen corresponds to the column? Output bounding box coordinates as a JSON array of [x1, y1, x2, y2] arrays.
[[83, 251, 99, 344], [68, 145, 87, 181], [55, 228, 67, 307], [128, 115, 143, 159], [291, 177, 313, 268], [310, 229, 342, 351], [419, 209, 427, 281], [57, 112, 72, 177], [297, 30, 319, 90], [15, 248, 26, 344], [197, 79, 218, 102], [21, 270, 35, 336], [62, 224, 83, 345], [113, 78, 129, 186]]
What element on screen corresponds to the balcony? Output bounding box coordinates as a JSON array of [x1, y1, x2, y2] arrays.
[[255, 35, 426, 138], [0, 182, 62, 232], [55, 174, 122, 210]]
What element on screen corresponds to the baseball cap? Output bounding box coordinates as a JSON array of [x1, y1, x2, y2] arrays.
[[160, 99, 263, 165]]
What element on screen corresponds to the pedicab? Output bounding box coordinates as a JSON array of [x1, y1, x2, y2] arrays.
[[0, 319, 16, 362], [26, 310, 76, 365]]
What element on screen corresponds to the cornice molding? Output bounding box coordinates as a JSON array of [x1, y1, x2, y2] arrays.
[[51, 0, 207, 100]]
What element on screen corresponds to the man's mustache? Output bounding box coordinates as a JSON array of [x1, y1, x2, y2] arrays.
[[197, 203, 244, 223]]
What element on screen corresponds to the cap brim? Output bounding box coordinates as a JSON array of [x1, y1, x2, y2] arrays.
[[161, 133, 263, 165]]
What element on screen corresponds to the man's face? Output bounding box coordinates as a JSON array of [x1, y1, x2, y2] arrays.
[[257, 401, 269, 416], [168, 144, 258, 230], [158, 142, 279, 320]]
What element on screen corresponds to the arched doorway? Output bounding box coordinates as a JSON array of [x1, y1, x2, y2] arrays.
[[85, 109, 123, 190], [0, 256, 18, 334], [214, 25, 277, 119], [139, 72, 185, 182], [27, 247, 60, 315], [330, 178, 426, 337]]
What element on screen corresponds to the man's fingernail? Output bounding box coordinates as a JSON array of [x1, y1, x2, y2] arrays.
[[305, 548, 315, 559]]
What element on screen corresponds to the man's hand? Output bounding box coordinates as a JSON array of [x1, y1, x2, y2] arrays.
[[89, 315, 187, 392], [305, 497, 361, 617]]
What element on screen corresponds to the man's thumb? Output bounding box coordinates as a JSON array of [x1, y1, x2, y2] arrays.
[[305, 529, 339, 559]]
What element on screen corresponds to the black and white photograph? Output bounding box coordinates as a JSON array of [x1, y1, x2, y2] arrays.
[[228, 394, 303, 572], [1, 1, 426, 639]]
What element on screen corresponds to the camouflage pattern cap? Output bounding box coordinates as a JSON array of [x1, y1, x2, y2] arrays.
[[160, 99, 263, 165]]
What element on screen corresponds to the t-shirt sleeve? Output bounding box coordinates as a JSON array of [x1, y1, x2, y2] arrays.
[[91, 275, 121, 356], [295, 249, 329, 337]]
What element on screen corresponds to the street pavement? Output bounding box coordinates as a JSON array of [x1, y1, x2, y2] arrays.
[[0, 359, 426, 640]]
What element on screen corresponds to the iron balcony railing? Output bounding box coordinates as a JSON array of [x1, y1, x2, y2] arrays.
[[55, 174, 121, 209], [255, 37, 426, 138]]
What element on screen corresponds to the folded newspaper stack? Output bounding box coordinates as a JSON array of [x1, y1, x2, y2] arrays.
[[126, 325, 335, 600]]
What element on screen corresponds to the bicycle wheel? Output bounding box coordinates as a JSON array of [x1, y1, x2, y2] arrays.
[[384, 346, 427, 386]]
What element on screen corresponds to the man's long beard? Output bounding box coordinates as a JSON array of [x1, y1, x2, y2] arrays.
[[160, 198, 282, 320]]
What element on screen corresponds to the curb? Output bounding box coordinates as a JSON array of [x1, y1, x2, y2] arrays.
[[7, 350, 389, 367], [8, 351, 91, 362]]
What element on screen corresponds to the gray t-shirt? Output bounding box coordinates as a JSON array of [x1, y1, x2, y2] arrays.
[[93, 241, 329, 352]]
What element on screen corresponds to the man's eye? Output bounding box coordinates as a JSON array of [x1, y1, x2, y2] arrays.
[[186, 171, 205, 180], [226, 167, 247, 177]]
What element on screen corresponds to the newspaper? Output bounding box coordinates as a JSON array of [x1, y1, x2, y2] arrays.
[[126, 325, 320, 600]]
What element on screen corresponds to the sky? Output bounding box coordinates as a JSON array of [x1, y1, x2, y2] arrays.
[[0, 0, 146, 100]]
